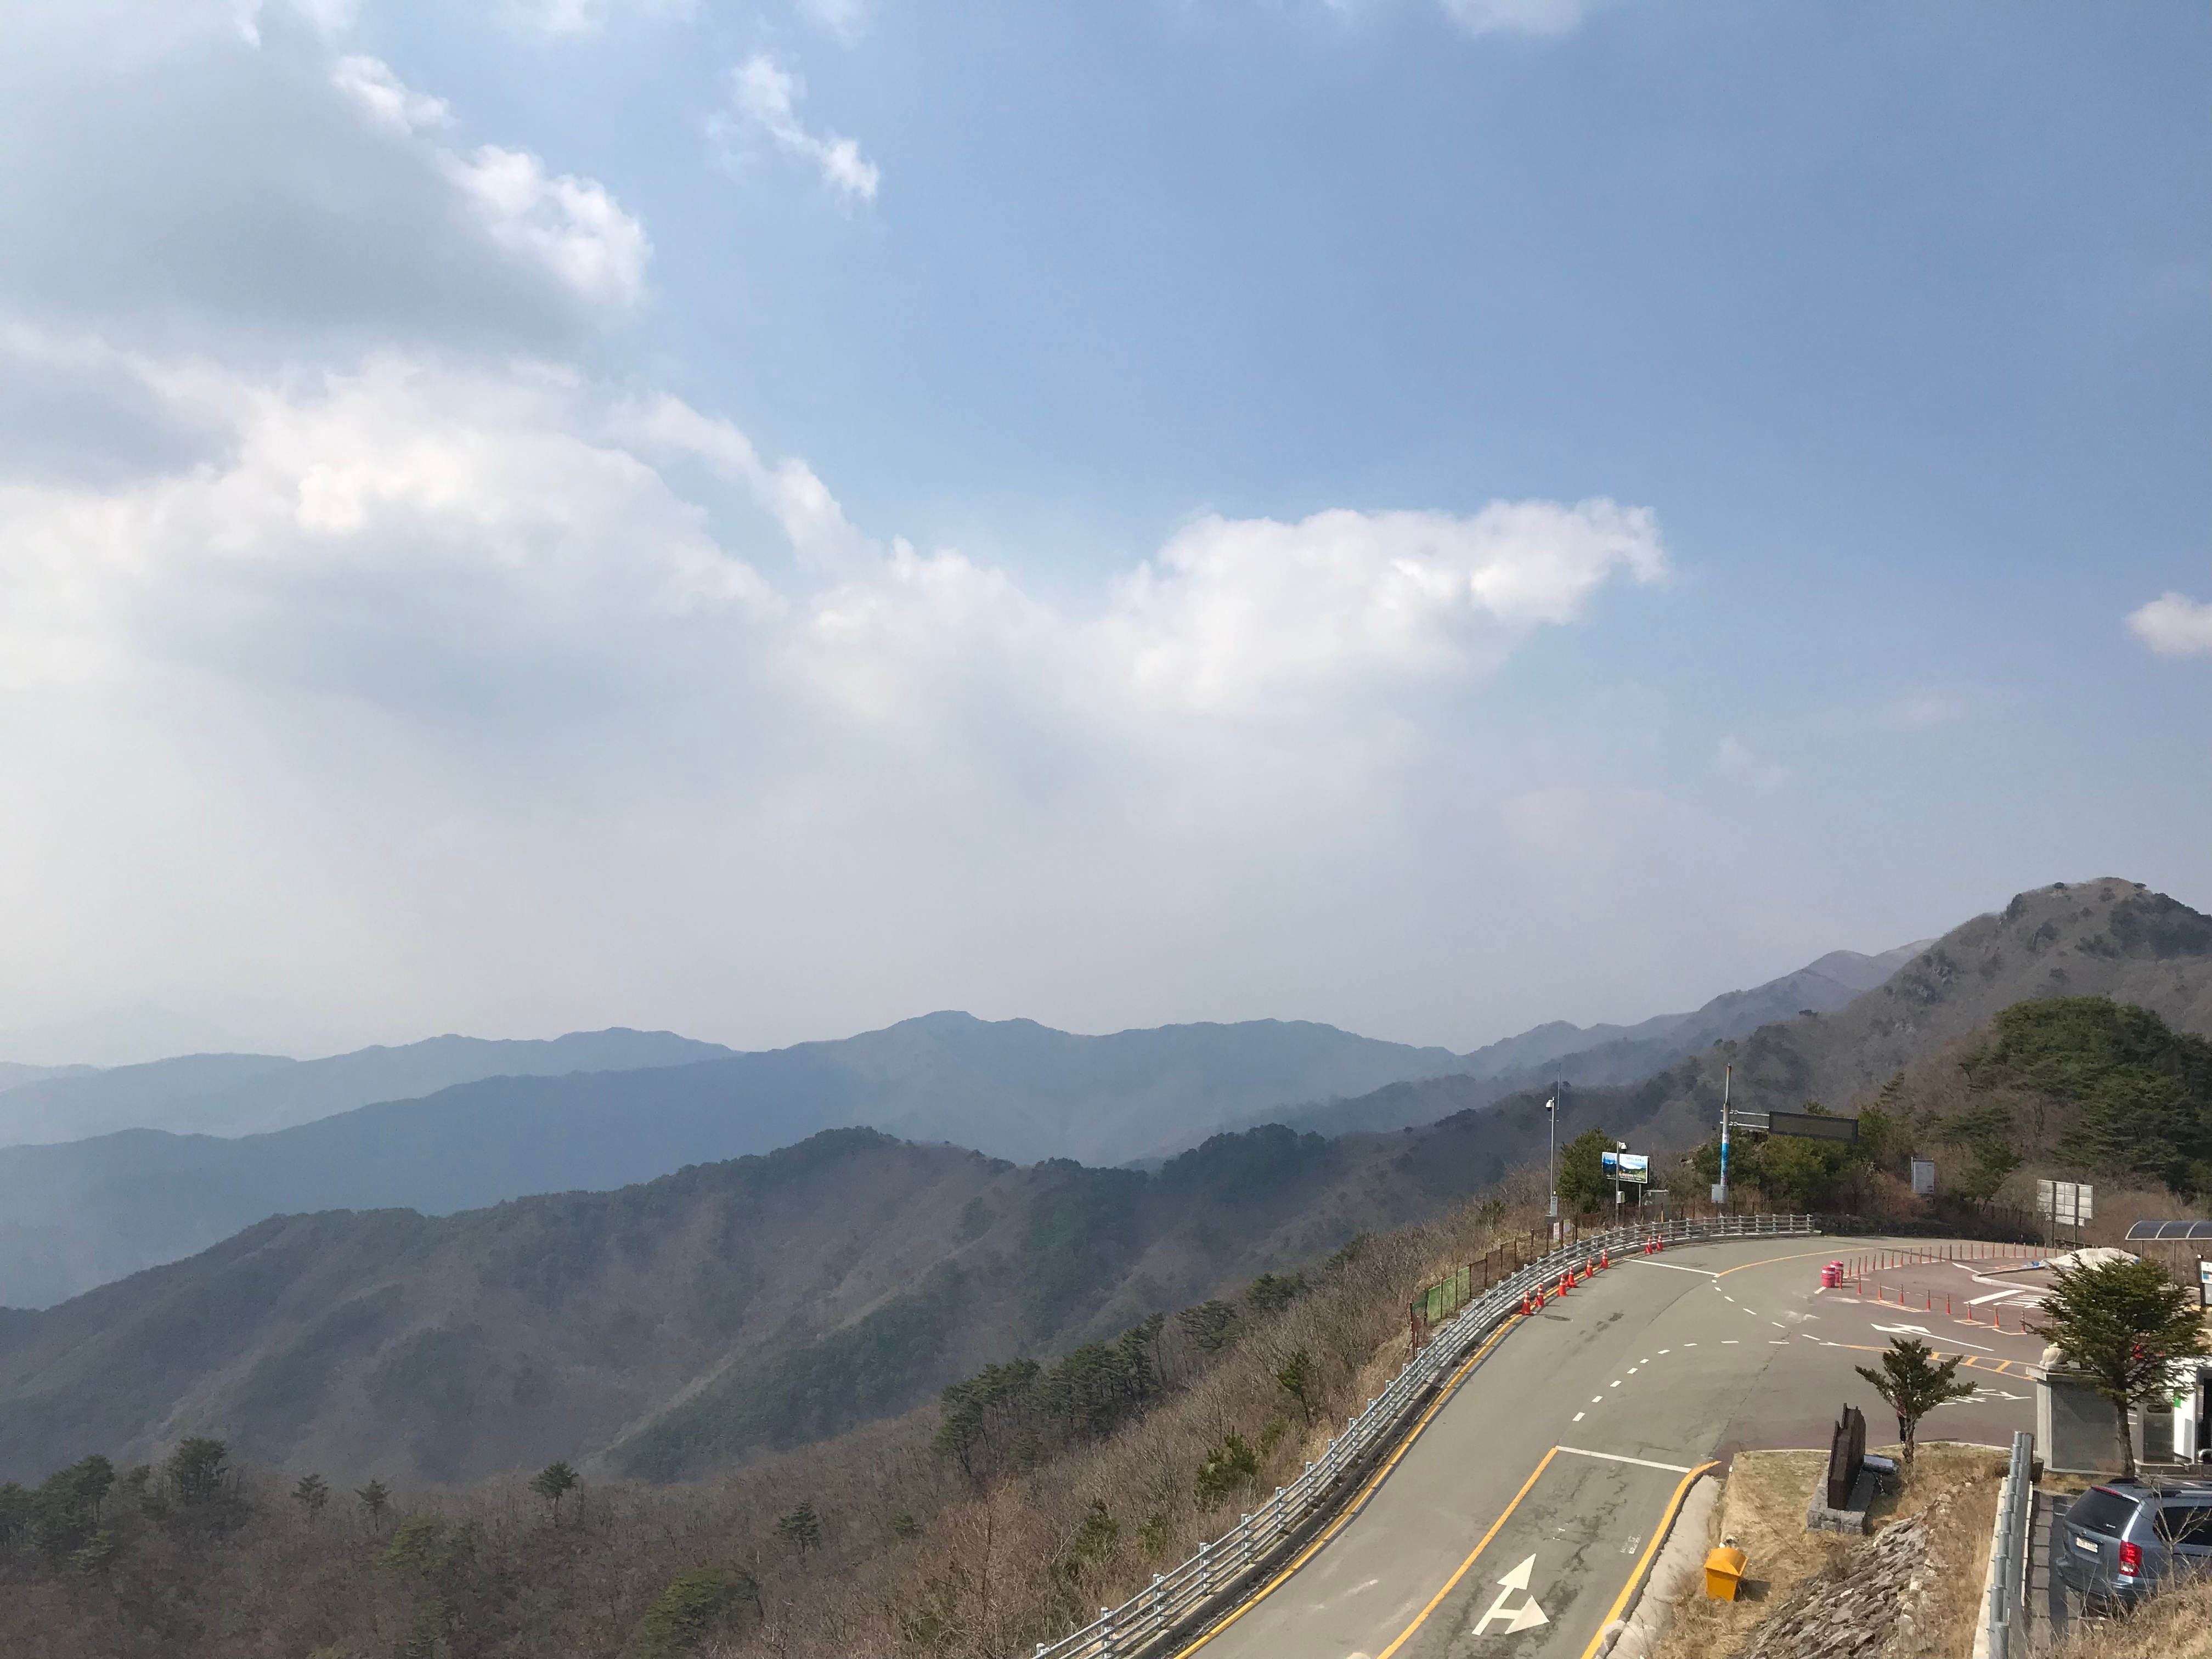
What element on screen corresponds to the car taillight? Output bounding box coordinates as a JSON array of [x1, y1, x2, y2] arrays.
[[2118, 1541, 2142, 1575]]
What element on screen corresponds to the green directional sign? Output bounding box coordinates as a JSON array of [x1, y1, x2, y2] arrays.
[[1767, 1110, 1859, 1144]]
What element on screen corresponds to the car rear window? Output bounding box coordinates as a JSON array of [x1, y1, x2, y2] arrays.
[[2153, 1504, 2212, 1547], [2067, 1489, 2140, 1537]]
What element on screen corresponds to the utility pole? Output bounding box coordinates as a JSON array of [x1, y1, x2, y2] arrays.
[[1718, 1064, 1732, 1212], [1547, 1084, 1559, 1245]]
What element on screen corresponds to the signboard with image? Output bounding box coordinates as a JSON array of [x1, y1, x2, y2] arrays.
[[1601, 1150, 1650, 1184]]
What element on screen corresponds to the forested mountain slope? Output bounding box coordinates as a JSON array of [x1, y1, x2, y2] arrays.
[[1587, 879, 2212, 1163], [0, 1079, 1640, 1491]]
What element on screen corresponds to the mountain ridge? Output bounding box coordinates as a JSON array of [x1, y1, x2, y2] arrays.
[[0, 1028, 735, 1147], [0, 1014, 1470, 1307]]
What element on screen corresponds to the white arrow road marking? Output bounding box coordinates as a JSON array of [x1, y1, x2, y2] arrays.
[[1473, 1554, 1550, 1635]]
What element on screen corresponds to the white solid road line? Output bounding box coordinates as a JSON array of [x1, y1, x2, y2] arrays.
[[1554, 1446, 1696, 1474], [1627, 1259, 1720, 1277]]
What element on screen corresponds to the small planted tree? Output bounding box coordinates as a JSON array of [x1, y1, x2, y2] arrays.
[[1855, 1338, 1977, 1468], [2032, 1254, 2212, 1478], [530, 1460, 580, 1524]]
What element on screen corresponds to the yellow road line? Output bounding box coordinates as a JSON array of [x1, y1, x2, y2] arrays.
[[1170, 1306, 1525, 1656], [1576, 1460, 1718, 1659], [1172, 1235, 1837, 1657], [1375, 1447, 1561, 1659]]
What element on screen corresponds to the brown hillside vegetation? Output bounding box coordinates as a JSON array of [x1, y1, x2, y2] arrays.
[[0, 1103, 1632, 1492], [2051, 1576, 2212, 1659], [0, 1173, 1549, 1659]]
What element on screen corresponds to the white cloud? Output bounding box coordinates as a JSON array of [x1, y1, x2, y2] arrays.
[[325, 54, 650, 311], [1107, 501, 1664, 716], [2126, 591, 2212, 658], [4, 346, 1647, 729], [444, 146, 652, 309], [1436, 0, 1592, 37], [716, 54, 881, 202], [330, 55, 453, 136], [801, 0, 871, 45], [1714, 735, 1791, 789], [0, 345, 1669, 1054], [2, 11, 650, 342], [503, 0, 697, 36]]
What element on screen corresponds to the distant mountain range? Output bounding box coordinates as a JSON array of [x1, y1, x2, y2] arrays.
[[0, 1028, 733, 1146], [0, 1015, 1469, 1307], [3, 879, 2206, 1490], [1238, 940, 1928, 1143], [0, 939, 1936, 1310]]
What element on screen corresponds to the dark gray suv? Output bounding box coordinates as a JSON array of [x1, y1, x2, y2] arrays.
[[2054, 1479, 2212, 1607]]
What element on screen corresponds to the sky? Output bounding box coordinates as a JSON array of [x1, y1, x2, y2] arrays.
[[1, 0, 2208, 1065]]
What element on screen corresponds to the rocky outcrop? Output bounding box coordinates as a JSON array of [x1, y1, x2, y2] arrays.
[[1741, 1511, 1945, 1659]]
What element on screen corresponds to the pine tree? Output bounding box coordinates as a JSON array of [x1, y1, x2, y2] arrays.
[[292, 1473, 330, 1520], [529, 1460, 580, 1524], [1854, 1338, 1977, 1466], [2032, 1255, 2212, 1477], [356, 1479, 391, 1530], [774, 1500, 822, 1559]]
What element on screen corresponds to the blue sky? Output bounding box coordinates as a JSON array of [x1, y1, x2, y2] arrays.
[[0, 1, 2206, 1065]]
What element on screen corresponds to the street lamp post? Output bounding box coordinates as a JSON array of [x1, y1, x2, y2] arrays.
[[1546, 1085, 1559, 1244]]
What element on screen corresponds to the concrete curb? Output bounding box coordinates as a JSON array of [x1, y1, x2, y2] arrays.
[[1596, 1468, 1720, 1659]]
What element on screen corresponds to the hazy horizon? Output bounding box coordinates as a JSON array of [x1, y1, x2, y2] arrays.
[[2, 4, 2207, 1068]]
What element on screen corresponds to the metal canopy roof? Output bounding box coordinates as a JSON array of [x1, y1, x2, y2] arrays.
[[2124, 1220, 2212, 1241]]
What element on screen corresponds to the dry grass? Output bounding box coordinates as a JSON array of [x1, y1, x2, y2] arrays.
[[2049, 1574, 2212, 1659], [1652, 1443, 2006, 1659]]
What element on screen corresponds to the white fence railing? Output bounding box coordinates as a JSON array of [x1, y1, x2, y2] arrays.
[[1034, 1212, 1818, 1659], [1977, 1430, 2035, 1659]]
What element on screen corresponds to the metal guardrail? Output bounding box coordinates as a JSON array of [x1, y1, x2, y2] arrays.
[[1033, 1212, 1818, 1659], [1980, 1430, 2035, 1659]]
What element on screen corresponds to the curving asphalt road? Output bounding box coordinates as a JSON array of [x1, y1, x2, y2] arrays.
[[1175, 1234, 2041, 1659]]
